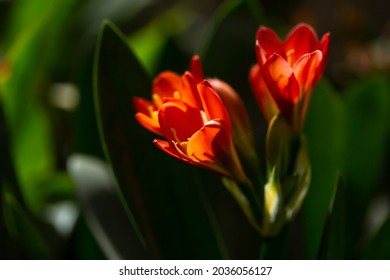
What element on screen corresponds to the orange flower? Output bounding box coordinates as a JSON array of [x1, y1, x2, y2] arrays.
[[134, 55, 256, 177], [250, 23, 330, 132], [133, 57, 248, 181], [133, 69, 202, 136], [154, 81, 247, 181]]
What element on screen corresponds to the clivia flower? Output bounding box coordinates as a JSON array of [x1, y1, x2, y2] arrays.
[[133, 58, 248, 182], [133, 69, 202, 136], [154, 81, 247, 181], [250, 23, 330, 133], [133, 55, 207, 137]]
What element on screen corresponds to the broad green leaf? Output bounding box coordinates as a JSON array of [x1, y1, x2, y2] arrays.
[[127, 6, 191, 75], [94, 20, 227, 259], [1, 0, 80, 212], [302, 79, 345, 259], [37, 172, 75, 205], [317, 177, 346, 259], [2, 192, 53, 259], [0, 100, 26, 209], [343, 74, 390, 198], [341, 74, 390, 255]]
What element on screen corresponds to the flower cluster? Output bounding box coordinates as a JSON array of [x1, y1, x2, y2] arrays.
[[250, 23, 330, 133], [133, 56, 249, 182], [133, 23, 330, 236]]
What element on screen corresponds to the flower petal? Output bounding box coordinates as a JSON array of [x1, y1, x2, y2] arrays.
[[154, 133, 232, 179], [158, 100, 204, 142], [187, 121, 235, 177], [188, 120, 246, 180], [153, 139, 190, 163], [284, 23, 320, 66], [197, 81, 232, 132], [133, 97, 161, 135], [209, 77, 253, 136], [256, 26, 284, 66], [135, 112, 162, 135], [190, 55, 204, 84], [133, 97, 154, 115], [152, 71, 183, 98], [292, 50, 323, 93], [187, 125, 218, 163], [181, 72, 203, 108], [263, 53, 300, 122], [249, 64, 279, 122]]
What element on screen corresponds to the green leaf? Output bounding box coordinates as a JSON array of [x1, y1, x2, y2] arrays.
[[37, 172, 75, 205], [341, 74, 390, 255], [302, 79, 345, 259], [343, 74, 390, 198], [1, 0, 80, 212], [127, 7, 191, 75], [317, 176, 346, 259], [94, 20, 227, 259], [2, 192, 53, 259]]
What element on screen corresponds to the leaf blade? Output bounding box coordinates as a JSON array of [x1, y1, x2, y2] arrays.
[[94, 20, 227, 259]]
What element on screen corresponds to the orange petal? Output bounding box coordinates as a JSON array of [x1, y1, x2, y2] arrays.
[[152, 71, 183, 99], [292, 50, 322, 93], [187, 121, 233, 177], [284, 23, 319, 66], [263, 54, 300, 123], [249, 64, 280, 122], [197, 81, 232, 132], [181, 72, 203, 108], [187, 120, 245, 180], [256, 26, 284, 66], [154, 138, 230, 178], [133, 97, 154, 115], [187, 121, 225, 162], [153, 139, 187, 162], [135, 112, 162, 135], [158, 100, 204, 142], [190, 55, 204, 84], [209, 78, 252, 134]]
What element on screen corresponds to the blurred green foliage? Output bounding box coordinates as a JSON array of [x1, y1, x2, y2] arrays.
[[0, 0, 390, 259]]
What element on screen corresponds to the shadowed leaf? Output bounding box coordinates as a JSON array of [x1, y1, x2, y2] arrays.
[[302, 79, 345, 259], [342, 74, 390, 256], [318, 176, 346, 259], [94, 20, 227, 259]]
